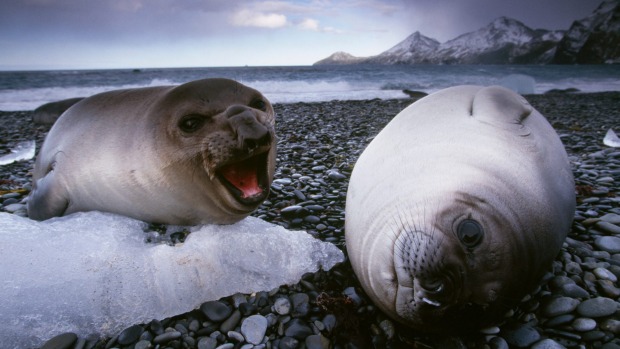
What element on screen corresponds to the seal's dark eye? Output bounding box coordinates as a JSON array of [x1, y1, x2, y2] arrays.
[[178, 115, 205, 133], [457, 219, 484, 248], [250, 99, 267, 111]]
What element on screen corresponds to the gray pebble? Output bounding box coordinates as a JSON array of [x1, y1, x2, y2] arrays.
[[601, 213, 620, 225], [215, 344, 235, 349], [117, 325, 144, 345], [595, 236, 620, 254], [594, 267, 618, 282], [153, 331, 181, 344], [305, 334, 330, 349], [241, 314, 268, 345], [290, 293, 310, 317], [3, 203, 25, 213], [201, 301, 232, 322], [596, 221, 620, 235], [197, 337, 218, 349], [577, 297, 619, 317], [278, 336, 299, 349], [228, 330, 245, 342], [531, 338, 567, 349], [502, 324, 541, 348], [572, 317, 598, 332], [284, 318, 313, 340], [559, 283, 590, 298], [134, 340, 152, 349], [542, 297, 580, 317], [322, 314, 337, 332], [220, 309, 242, 333], [273, 297, 291, 315], [488, 336, 509, 349], [41, 333, 78, 349]]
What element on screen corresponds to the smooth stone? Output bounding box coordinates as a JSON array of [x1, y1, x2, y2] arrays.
[[544, 314, 575, 327], [379, 319, 396, 339], [201, 301, 233, 322], [595, 236, 620, 253], [488, 336, 509, 349], [241, 314, 268, 345], [290, 293, 310, 317], [215, 344, 235, 349], [572, 317, 598, 332], [581, 330, 606, 341], [284, 318, 313, 340], [304, 215, 321, 224], [542, 297, 580, 317], [600, 319, 620, 334], [278, 336, 299, 349], [595, 221, 620, 235], [502, 324, 541, 348], [2, 197, 18, 205], [117, 324, 144, 345], [576, 297, 619, 317], [134, 340, 152, 349], [41, 333, 78, 349], [220, 309, 242, 333], [322, 314, 337, 332], [559, 284, 590, 298], [594, 267, 618, 282], [305, 334, 330, 349], [531, 338, 567, 349], [3, 203, 25, 213], [327, 170, 346, 180], [601, 213, 620, 225], [197, 337, 218, 349], [227, 330, 245, 342], [597, 280, 620, 298], [274, 297, 292, 315], [153, 331, 182, 344]]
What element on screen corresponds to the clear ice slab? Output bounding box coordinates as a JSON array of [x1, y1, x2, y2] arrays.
[[0, 140, 36, 166], [0, 212, 344, 348]]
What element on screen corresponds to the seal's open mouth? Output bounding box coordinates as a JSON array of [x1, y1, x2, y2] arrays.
[[217, 152, 269, 205]]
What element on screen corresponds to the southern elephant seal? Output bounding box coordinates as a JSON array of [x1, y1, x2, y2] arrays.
[[32, 97, 85, 125], [28, 78, 276, 225], [345, 85, 575, 333]]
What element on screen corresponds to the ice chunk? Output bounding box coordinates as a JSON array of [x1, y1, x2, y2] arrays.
[[498, 74, 536, 95], [603, 128, 620, 147], [0, 140, 36, 165], [0, 212, 344, 348]]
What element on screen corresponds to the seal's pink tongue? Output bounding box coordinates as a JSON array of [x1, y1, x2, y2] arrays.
[[220, 158, 263, 198]]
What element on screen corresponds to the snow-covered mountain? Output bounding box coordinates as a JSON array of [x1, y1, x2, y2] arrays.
[[364, 32, 439, 64], [313, 51, 366, 65], [553, 0, 620, 64], [313, 0, 619, 65], [429, 17, 561, 64]]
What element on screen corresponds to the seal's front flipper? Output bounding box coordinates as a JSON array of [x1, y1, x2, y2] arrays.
[[471, 86, 533, 136], [27, 167, 70, 221]]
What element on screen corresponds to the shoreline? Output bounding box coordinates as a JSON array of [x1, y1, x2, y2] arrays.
[[1, 92, 619, 348]]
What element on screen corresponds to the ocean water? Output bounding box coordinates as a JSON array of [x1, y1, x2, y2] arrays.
[[0, 64, 619, 111]]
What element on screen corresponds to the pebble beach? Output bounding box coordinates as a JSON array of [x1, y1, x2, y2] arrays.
[[1, 91, 619, 349]]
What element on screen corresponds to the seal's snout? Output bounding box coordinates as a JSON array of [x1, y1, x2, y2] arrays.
[[226, 105, 272, 153]]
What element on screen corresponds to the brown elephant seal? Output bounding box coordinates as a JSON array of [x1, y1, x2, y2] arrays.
[[28, 78, 276, 225], [32, 97, 85, 124], [345, 85, 575, 333]]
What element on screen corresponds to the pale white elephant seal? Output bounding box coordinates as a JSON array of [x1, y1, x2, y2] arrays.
[[28, 78, 276, 225], [345, 85, 575, 333]]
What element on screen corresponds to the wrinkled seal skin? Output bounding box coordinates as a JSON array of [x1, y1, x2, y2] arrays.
[[345, 85, 575, 333], [28, 78, 276, 225]]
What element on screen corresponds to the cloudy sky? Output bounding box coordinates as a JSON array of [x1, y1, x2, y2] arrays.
[[0, 0, 600, 70]]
